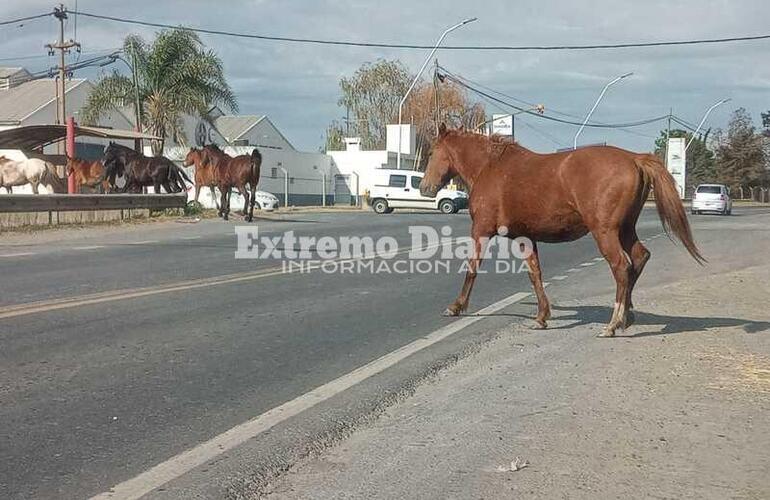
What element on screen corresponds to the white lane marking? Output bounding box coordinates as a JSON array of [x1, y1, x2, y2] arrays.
[[180, 236, 201, 240], [0, 237, 470, 321], [128, 240, 158, 245], [566, 267, 580, 273], [91, 291, 532, 500], [0, 252, 35, 258], [550, 275, 568, 281], [580, 262, 595, 267], [592, 257, 604, 262], [73, 246, 105, 251]]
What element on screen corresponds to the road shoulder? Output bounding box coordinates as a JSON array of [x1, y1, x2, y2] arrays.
[[266, 262, 770, 499]]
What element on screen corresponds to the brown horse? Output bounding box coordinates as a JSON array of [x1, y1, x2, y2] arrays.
[[67, 158, 109, 192], [420, 125, 704, 337], [202, 145, 261, 222], [184, 147, 219, 208]]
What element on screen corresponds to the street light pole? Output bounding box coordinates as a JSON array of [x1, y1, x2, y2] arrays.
[[573, 72, 633, 150], [685, 98, 730, 152], [396, 17, 477, 170]]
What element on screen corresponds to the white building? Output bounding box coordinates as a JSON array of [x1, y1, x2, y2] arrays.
[[325, 126, 418, 203]]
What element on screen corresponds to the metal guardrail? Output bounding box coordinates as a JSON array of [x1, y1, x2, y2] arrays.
[[0, 194, 188, 213]]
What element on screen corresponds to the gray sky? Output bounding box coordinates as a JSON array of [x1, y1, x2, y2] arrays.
[[2, 0, 768, 152]]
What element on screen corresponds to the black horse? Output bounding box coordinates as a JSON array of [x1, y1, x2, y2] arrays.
[[102, 142, 191, 193]]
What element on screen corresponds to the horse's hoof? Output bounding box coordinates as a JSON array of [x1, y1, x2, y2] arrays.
[[532, 319, 547, 330], [624, 309, 636, 328], [443, 306, 461, 317], [598, 328, 616, 338]]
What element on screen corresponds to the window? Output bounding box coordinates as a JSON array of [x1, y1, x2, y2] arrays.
[[696, 185, 721, 194], [271, 167, 277, 178], [290, 177, 295, 184], [410, 176, 422, 189], [389, 175, 407, 188]]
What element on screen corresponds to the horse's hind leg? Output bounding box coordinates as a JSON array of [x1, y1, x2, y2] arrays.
[[622, 228, 651, 328], [31, 182, 39, 194], [594, 230, 632, 337], [444, 232, 487, 316], [241, 184, 250, 220], [526, 242, 551, 328]]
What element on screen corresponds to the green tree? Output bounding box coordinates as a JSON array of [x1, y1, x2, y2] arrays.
[[712, 108, 766, 191], [82, 29, 237, 155], [322, 120, 346, 152], [653, 128, 715, 194], [329, 60, 485, 166], [336, 60, 412, 150]]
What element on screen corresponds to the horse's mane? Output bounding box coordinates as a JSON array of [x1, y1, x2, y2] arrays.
[[441, 129, 525, 160]]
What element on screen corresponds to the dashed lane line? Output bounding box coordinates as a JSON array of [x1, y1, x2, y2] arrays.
[[550, 275, 568, 281], [0, 252, 36, 258], [89, 291, 532, 500]]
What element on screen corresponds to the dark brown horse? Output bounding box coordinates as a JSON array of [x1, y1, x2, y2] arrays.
[[67, 158, 109, 192], [184, 147, 219, 208], [420, 125, 704, 337], [202, 145, 261, 222], [102, 142, 191, 193]]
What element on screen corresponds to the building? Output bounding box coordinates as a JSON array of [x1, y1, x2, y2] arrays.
[[325, 126, 418, 204], [0, 67, 134, 155]]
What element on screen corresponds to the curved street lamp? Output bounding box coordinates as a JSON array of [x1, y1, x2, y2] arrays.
[[396, 17, 478, 170], [573, 72, 633, 150], [685, 98, 731, 152]]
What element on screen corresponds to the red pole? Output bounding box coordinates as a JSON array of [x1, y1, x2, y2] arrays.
[[66, 116, 76, 194]]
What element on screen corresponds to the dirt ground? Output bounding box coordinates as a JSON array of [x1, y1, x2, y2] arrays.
[[266, 260, 770, 499]]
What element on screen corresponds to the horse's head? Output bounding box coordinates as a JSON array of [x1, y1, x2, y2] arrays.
[[184, 148, 201, 167], [420, 123, 457, 198]]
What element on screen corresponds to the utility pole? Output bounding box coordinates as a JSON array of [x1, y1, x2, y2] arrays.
[[46, 5, 80, 128], [46, 4, 80, 192]]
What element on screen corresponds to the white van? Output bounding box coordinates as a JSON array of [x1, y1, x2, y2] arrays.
[[367, 169, 468, 214]]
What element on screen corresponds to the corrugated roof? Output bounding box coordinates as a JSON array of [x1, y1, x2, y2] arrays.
[[0, 124, 160, 150], [0, 78, 87, 123], [213, 115, 264, 142]]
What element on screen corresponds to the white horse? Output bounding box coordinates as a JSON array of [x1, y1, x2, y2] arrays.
[[0, 156, 52, 194]]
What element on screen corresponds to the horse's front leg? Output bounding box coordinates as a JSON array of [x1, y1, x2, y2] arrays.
[[525, 241, 551, 328], [444, 233, 487, 316]]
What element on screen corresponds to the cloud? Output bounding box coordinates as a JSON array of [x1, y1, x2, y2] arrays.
[[1, 0, 768, 152]]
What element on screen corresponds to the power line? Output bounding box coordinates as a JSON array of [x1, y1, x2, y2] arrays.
[[0, 12, 51, 27], [439, 69, 669, 129], [439, 66, 658, 139], [70, 10, 770, 51]]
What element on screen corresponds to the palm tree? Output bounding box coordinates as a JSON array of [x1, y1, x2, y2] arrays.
[[82, 29, 237, 155]]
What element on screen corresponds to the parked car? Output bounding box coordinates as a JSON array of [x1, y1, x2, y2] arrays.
[[368, 169, 468, 214], [229, 190, 280, 211], [691, 184, 732, 215]]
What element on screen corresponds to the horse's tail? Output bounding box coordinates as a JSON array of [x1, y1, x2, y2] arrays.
[[168, 162, 192, 191], [250, 148, 262, 181], [634, 154, 705, 264]]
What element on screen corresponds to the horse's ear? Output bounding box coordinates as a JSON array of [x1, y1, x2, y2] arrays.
[[438, 123, 447, 136]]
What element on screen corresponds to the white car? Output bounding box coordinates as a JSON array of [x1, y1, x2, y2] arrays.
[[691, 184, 732, 215], [368, 169, 468, 214], [229, 190, 280, 211]]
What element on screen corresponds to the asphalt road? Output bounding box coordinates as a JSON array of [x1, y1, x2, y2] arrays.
[[1, 207, 768, 499]]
